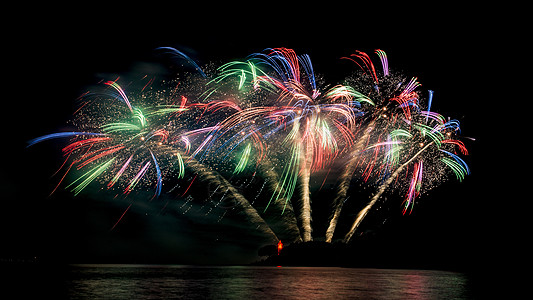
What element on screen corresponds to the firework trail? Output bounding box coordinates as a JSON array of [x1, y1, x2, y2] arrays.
[[325, 121, 375, 242], [299, 132, 314, 241], [258, 157, 302, 242], [155, 47, 207, 78], [183, 154, 279, 242], [116, 138, 280, 242], [343, 141, 433, 243], [343, 111, 470, 243]]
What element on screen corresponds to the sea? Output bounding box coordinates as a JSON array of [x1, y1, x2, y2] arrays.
[[7, 264, 476, 299]]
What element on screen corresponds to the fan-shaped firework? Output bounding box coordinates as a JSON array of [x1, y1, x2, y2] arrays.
[[325, 50, 428, 242], [28, 63, 280, 241], [343, 110, 469, 242], [28, 79, 198, 197], [29, 47, 471, 246], [203, 48, 374, 241]]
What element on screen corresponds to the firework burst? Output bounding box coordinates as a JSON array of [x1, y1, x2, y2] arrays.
[[29, 79, 196, 199], [203, 48, 373, 241], [29, 47, 471, 247], [326, 49, 426, 242], [343, 97, 470, 243]]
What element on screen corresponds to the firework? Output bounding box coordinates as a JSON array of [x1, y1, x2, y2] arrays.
[[29, 80, 197, 198], [205, 48, 373, 242], [29, 47, 471, 248], [343, 109, 470, 242], [326, 49, 419, 242], [29, 70, 284, 240]]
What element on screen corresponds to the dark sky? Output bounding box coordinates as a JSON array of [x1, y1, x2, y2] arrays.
[[4, 9, 501, 270]]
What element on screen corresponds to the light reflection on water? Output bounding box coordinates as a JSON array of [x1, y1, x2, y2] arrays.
[[66, 265, 472, 299]]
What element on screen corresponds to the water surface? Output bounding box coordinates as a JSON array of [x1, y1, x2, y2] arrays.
[[64, 265, 472, 299]]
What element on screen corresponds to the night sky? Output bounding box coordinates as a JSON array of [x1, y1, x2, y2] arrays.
[[3, 9, 503, 273]]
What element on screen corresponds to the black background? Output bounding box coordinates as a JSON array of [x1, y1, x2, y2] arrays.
[[3, 6, 507, 284]]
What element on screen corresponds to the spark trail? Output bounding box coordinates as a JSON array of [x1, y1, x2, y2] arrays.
[[299, 134, 314, 242], [325, 121, 375, 242], [344, 142, 434, 243], [183, 154, 279, 243], [259, 157, 302, 242]]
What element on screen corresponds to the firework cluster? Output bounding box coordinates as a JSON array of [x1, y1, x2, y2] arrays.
[[29, 47, 471, 244]]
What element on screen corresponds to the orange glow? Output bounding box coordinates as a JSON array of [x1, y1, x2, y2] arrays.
[[277, 240, 283, 255]]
